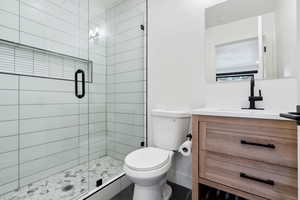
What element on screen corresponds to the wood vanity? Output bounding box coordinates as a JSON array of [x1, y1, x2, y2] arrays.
[[192, 114, 298, 200]]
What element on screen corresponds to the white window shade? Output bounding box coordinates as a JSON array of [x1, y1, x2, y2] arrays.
[[215, 38, 259, 74]]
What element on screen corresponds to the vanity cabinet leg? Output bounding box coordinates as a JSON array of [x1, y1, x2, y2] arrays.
[[192, 117, 200, 200], [192, 183, 199, 200]]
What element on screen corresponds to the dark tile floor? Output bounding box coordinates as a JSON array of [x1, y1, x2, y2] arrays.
[[111, 182, 192, 200]]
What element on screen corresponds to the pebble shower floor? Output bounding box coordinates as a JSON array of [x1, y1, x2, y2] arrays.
[[1, 157, 123, 200]]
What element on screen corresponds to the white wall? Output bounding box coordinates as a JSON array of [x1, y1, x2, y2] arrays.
[[275, 0, 297, 78], [297, 0, 300, 104], [148, 0, 206, 188], [148, 0, 299, 190], [205, 78, 298, 111]]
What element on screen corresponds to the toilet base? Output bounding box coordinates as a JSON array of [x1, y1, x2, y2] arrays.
[[133, 183, 172, 200], [162, 183, 172, 200]]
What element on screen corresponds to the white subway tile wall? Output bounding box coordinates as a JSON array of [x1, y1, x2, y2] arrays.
[[0, 0, 103, 197], [0, 42, 90, 81], [106, 0, 146, 160], [0, 0, 146, 198], [0, 0, 89, 59]]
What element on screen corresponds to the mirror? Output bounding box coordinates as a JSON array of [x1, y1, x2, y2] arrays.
[[205, 0, 297, 83]]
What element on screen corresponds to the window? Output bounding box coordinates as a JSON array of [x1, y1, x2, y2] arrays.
[[215, 38, 259, 81]]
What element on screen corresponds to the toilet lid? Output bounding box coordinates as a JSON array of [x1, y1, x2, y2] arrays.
[[125, 147, 170, 171]]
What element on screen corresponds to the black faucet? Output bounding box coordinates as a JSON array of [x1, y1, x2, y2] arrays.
[[243, 77, 264, 110]]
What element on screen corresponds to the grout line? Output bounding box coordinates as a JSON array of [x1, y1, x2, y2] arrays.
[[0, 132, 107, 172], [20, 1, 78, 26], [106, 57, 144, 66]]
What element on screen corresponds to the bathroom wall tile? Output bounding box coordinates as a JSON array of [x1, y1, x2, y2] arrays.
[[20, 76, 74, 91], [20, 137, 78, 163], [0, 106, 18, 121], [88, 122, 106, 134], [107, 113, 144, 126], [107, 69, 144, 83], [0, 121, 18, 138], [0, 9, 19, 31], [20, 148, 78, 178], [0, 135, 18, 154], [0, 75, 18, 89], [106, 80, 145, 93], [0, 150, 18, 170], [20, 91, 77, 105], [0, 0, 147, 197], [0, 0, 109, 197], [107, 37, 144, 56], [0, 0, 19, 14], [107, 151, 127, 161], [0, 166, 18, 187], [0, 181, 18, 198], [89, 113, 106, 123], [107, 120, 144, 137], [107, 93, 144, 104], [107, 103, 144, 114], [20, 104, 79, 119], [0, 25, 19, 43], [107, 48, 144, 65], [0, 91, 18, 105], [20, 115, 78, 134], [89, 93, 106, 104], [0, 0, 19, 42], [20, 126, 78, 148], [20, 159, 79, 187], [107, 132, 142, 147], [107, 140, 137, 156]]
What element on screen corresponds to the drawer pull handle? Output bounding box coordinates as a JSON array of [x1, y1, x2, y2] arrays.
[[240, 173, 275, 186], [240, 140, 276, 149]]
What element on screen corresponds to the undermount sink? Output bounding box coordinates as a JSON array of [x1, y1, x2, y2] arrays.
[[191, 108, 287, 120]]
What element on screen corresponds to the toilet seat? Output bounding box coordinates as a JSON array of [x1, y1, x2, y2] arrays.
[[125, 147, 171, 171]]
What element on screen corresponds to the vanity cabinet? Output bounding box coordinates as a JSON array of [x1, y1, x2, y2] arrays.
[[192, 115, 298, 200]]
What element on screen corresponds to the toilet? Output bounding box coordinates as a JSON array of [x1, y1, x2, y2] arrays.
[[124, 109, 190, 200]]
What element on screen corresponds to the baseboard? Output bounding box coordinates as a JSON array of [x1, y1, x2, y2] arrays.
[[81, 174, 132, 200], [167, 169, 192, 189]]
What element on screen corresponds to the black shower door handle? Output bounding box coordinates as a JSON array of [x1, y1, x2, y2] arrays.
[[75, 69, 85, 99]]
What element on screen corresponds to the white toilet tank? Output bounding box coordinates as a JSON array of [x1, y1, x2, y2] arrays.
[[152, 109, 190, 151]]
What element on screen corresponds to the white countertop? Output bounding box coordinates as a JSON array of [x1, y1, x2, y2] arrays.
[[192, 108, 289, 120]]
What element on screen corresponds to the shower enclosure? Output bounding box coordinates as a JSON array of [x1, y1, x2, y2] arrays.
[[0, 0, 147, 199]]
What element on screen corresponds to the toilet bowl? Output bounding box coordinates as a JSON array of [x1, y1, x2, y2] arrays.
[[124, 109, 190, 200], [124, 147, 174, 200]]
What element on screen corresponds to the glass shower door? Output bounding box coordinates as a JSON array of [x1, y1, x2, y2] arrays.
[[0, 57, 91, 200], [18, 65, 90, 200], [0, 0, 93, 199]]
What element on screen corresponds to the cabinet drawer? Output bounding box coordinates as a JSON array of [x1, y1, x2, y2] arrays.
[[199, 121, 297, 168], [199, 151, 297, 200]]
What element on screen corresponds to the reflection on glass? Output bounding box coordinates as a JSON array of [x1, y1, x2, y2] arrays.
[[205, 0, 297, 82]]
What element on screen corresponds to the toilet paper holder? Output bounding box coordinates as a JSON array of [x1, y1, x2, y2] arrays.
[[186, 133, 192, 141], [179, 132, 192, 154]]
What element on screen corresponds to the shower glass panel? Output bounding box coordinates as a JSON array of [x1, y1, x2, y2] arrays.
[[87, 0, 147, 192], [0, 0, 90, 199], [0, 0, 146, 199]]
